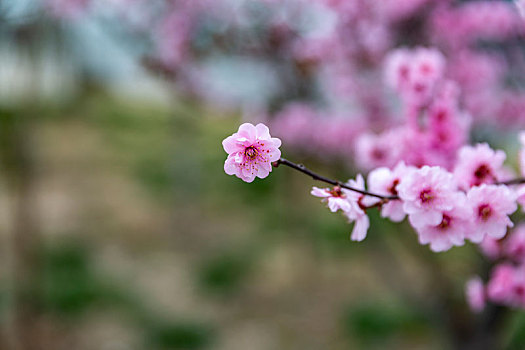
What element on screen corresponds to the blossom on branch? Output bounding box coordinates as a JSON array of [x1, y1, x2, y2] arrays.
[[367, 161, 414, 222], [453, 143, 506, 190], [414, 193, 471, 252], [397, 166, 459, 228], [222, 123, 281, 183], [466, 184, 517, 243]]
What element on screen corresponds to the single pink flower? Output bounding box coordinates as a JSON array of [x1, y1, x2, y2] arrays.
[[223, 123, 281, 183], [466, 277, 486, 313], [414, 193, 471, 252], [397, 166, 459, 228], [311, 175, 372, 242], [342, 175, 371, 242], [367, 162, 415, 222], [355, 131, 402, 170], [466, 184, 517, 243], [311, 186, 352, 213], [487, 264, 525, 308], [453, 143, 506, 190], [487, 264, 515, 304]]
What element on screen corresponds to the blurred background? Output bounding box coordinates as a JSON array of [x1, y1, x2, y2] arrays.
[[1, 0, 525, 349]]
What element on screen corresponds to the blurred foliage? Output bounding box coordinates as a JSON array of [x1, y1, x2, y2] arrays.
[[145, 320, 215, 350], [341, 301, 429, 347], [31, 240, 216, 349], [38, 242, 111, 316], [197, 251, 254, 296]]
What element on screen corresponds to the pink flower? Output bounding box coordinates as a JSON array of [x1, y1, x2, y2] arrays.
[[453, 143, 506, 190], [311, 175, 372, 242], [384, 47, 446, 107], [397, 166, 459, 228], [311, 186, 352, 213], [487, 264, 525, 308], [367, 162, 415, 222], [466, 185, 517, 243], [355, 131, 402, 170], [504, 225, 525, 264], [479, 236, 502, 260], [414, 193, 471, 252], [466, 277, 486, 313], [487, 264, 516, 305], [223, 123, 281, 183], [342, 175, 371, 242]]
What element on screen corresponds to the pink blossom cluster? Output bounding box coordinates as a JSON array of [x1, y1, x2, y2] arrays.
[[222, 123, 525, 312], [467, 262, 525, 312], [312, 143, 518, 252], [466, 220, 525, 311], [431, 1, 523, 49], [352, 47, 470, 171], [270, 103, 365, 160], [272, 0, 525, 163], [47, 0, 525, 134], [223, 123, 522, 254]]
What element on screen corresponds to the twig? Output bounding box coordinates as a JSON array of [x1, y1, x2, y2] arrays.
[[273, 158, 525, 201], [273, 158, 398, 200]]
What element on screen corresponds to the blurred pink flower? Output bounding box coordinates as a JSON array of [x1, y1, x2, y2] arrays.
[[384, 47, 446, 107], [466, 277, 486, 313], [466, 185, 517, 243], [453, 144, 506, 190], [487, 264, 525, 308]]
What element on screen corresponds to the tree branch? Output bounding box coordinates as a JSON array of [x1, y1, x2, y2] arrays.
[[273, 158, 398, 200], [273, 158, 525, 201]]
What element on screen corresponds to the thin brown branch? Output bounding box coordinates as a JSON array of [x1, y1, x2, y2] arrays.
[[274, 158, 525, 201], [273, 158, 399, 200]]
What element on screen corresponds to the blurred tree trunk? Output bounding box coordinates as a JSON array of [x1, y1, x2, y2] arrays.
[[1, 109, 41, 350]]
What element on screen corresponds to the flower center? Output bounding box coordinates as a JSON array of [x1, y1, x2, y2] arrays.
[[438, 214, 451, 230], [419, 188, 434, 203], [328, 186, 344, 198], [245, 146, 258, 159], [474, 164, 492, 182], [372, 148, 385, 160], [478, 204, 492, 221], [388, 179, 400, 195]]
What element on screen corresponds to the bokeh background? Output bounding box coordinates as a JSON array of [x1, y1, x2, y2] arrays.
[[2, 1, 525, 349]]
